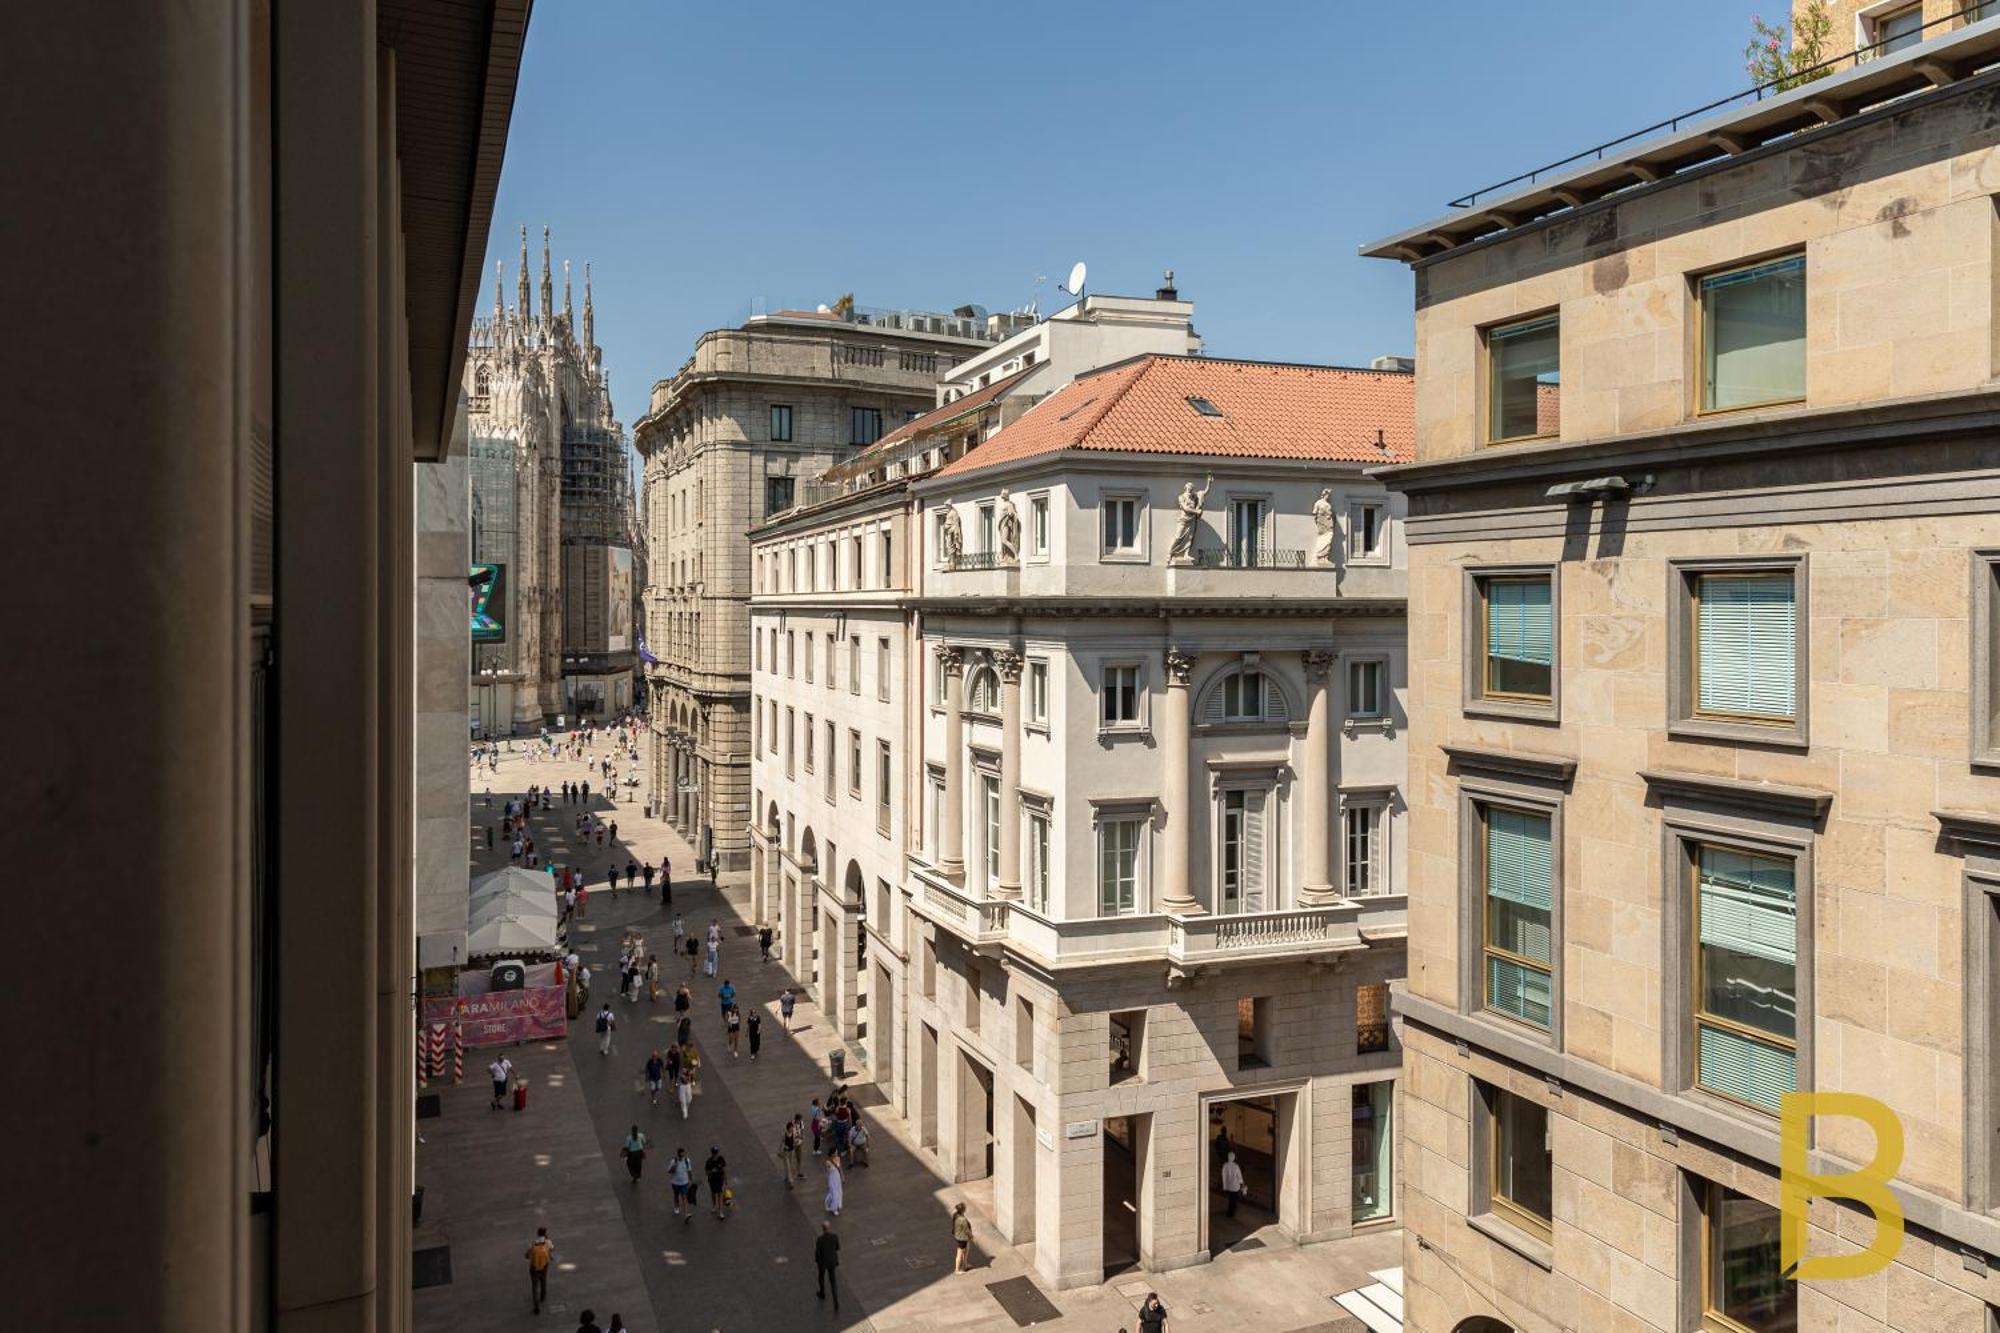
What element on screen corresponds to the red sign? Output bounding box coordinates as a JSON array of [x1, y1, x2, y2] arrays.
[[421, 986, 566, 1046]]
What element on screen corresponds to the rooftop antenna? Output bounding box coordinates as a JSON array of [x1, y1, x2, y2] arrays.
[[1056, 260, 1087, 309], [1027, 274, 1046, 321]]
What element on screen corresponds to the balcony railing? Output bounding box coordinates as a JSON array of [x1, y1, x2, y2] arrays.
[[948, 551, 1014, 572], [1185, 545, 1310, 570]]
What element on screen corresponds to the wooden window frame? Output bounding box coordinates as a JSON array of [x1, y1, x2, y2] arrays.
[[1687, 839, 1798, 1118], [1694, 250, 1807, 418], [1472, 570, 1557, 711], [1669, 555, 1809, 748], [1483, 311, 1561, 446], [1478, 800, 1556, 1034]]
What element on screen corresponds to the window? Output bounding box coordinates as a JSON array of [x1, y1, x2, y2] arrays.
[[1109, 1010, 1144, 1083], [1099, 817, 1143, 915], [1344, 800, 1385, 897], [921, 938, 937, 999], [1481, 804, 1553, 1031], [769, 404, 793, 442], [1016, 998, 1035, 1072], [1217, 788, 1268, 913], [982, 774, 1001, 885], [1101, 496, 1141, 555], [1028, 659, 1049, 725], [1221, 670, 1267, 721], [967, 668, 999, 714], [768, 700, 778, 753], [1865, 1, 1924, 55], [1228, 497, 1265, 566], [1028, 812, 1050, 912], [1356, 982, 1390, 1054], [753, 627, 763, 670], [1237, 995, 1275, 1068], [1349, 502, 1387, 561], [1700, 1182, 1794, 1331], [880, 529, 892, 586], [851, 406, 883, 445], [925, 773, 943, 858], [964, 962, 981, 1032], [1186, 395, 1224, 417], [752, 699, 761, 752], [1692, 844, 1797, 1113], [877, 740, 891, 831], [1348, 658, 1384, 720], [824, 632, 835, 686], [1352, 1081, 1395, 1224], [877, 637, 891, 703], [932, 654, 948, 706], [978, 502, 996, 554], [1977, 552, 2000, 765], [785, 706, 796, 776], [765, 476, 794, 516], [804, 633, 813, 683], [847, 729, 862, 796], [849, 637, 860, 694], [1486, 313, 1560, 443], [824, 720, 836, 798], [1029, 494, 1050, 557], [1699, 253, 1806, 412], [850, 536, 863, 587], [1477, 573, 1555, 703], [1101, 665, 1140, 727], [1692, 569, 1796, 723], [1484, 1084, 1553, 1241], [803, 712, 815, 771]]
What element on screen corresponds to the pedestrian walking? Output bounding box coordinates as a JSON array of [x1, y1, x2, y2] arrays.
[[725, 1005, 742, 1057], [849, 1118, 870, 1167], [644, 1050, 665, 1106], [575, 882, 587, 917], [676, 1015, 693, 1048], [748, 1010, 762, 1061], [672, 914, 686, 953], [646, 955, 661, 1001], [625, 857, 636, 890], [642, 860, 655, 895], [718, 978, 737, 1015], [662, 857, 672, 903], [485, 824, 494, 849], [951, 1201, 973, 1273], [595, 1003, 616, 1056], [668, 1148, 694, 1219], [685, 934, 700, 977], [1220, 1151, 1245, 1218], [622, 1125, 649, 1183], [814, 1221, 841, 1309], [824, 1156, 844, 1216], [832, 1100, 852, 1165], [605, 1316, 628, 1333], [1137, 1292, 1170, 1333], [781, 1115, 804, 1186], [578, 963, 593, 1004], [809, 1099, 825, 1155], [705, 1146, 728, 1218], [525, 1227, 554, 1314], [676, 1065, 694, 1120], [780, 986, 796, 1030], [489, 1054, 514, 1110]]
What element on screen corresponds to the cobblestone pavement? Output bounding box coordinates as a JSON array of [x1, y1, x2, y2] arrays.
[[416, 737, 1395, 1333]]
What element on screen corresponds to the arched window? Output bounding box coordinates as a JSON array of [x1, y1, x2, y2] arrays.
[[474, 363, 492, 396], [1197, 666, 1292, 726], [966, 667, 1001, 715]]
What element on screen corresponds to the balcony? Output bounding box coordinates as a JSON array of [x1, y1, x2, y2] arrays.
[[1184, 545, 1310, 570], [947, 551, 1014, 572], [1168, 904, 1368, 963]]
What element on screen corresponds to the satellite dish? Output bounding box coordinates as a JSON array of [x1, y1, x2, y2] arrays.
[[816, 303, 832, 314], [1063, 261, 1088, 296]]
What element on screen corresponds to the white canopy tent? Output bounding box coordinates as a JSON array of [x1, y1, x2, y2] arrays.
[[466, 866, 561, 957]]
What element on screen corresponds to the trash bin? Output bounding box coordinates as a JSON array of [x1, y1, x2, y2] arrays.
[[830, 1049, 846, 1080]]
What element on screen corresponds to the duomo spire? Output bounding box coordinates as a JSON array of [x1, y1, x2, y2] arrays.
[[539, 224, 553, 327], [582, 262, 595, 349], [516, 225, 529, 317], [563, 258, 574, 335]]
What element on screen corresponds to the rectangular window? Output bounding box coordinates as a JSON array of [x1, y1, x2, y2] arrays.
[[849, 637, 860, 694], [880, 529, 892, 585], [1481, 804, 1553, 1031], [1101, 497, 1140, 555], [1101, 665, 1140, 726], [765, 476, 794, 516], [978, 502, 996, 554], [1109, 1010, 1144, 1083], [1351, 1081, 1395, 1224], [1349, 502, 1387, 560], [1348, 659, 1384, 719], [804, 633, 814, 683], [1099, 817, 1142, 915], [769, 700, 778, 753], [1344, 801, 1385, 897], [877, 740, 891, 831], [1357, 982, 1391, 1054], [1692, 844, 1797, 1113], [1700, 253, 1806, 412], [1867, 2, 1924, 55], [1229, 497, 1266, 566], [877, 637, 891, 703], [1222, 670, 1266, 721], [1693, 569, 1797, 723], [785, 706, 795, 776], [824, 633, 835, 687], [1487, 313, 1560, 443], [1028, 659, 1049, 725], [786, 631, 796, 678], [925, 774, 942, 859], [1486, 1085, 1553, 1241], [964, 962, 981, 1032], [1237, 995, 1275, 1068], [983, 774, 1001, 885], [933, 655, 947, 706], [1701, 1182, 1795, 1331], [1028, 812, 1050, 912], [851, 406, 883, 445], [769, 404, 793, 442], [851, 536, 863, 588], [1977, 553, 2000, 765], [921, 938, 936, 999], [1029, 494, 1050, 556], [803, 712, 815, 771], [1479, 574, 1554, 702], [1016, 998, 1035, 1072], [824, 721, 836, 798], [848, 729, 862, 796]]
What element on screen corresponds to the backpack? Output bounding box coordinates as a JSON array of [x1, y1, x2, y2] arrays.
[[528, 1239, 551, 1271], [596, 1013, 610, 1033]]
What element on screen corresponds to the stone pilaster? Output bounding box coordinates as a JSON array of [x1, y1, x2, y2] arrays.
[[994, 648, 1024, 900], [1157, 646, 1199, 914], [1300, 648, 1337, 905], [937, 644, 966, 877]]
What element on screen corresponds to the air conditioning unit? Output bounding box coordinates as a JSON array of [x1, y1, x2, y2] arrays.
[[490, 960, 527, 991]]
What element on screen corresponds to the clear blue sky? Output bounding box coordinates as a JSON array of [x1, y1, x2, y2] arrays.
[[482, 0, 1765, 435]]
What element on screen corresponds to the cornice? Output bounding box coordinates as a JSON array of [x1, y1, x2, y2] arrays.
[[1643, 768, 1832, 821], [1441, 744, 1576, 786]]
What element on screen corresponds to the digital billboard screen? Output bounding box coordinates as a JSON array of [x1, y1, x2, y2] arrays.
[[471, 562, 507, 643]]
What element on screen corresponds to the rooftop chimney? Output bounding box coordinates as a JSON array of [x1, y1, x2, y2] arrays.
[[1156, 269, 1178, 301]]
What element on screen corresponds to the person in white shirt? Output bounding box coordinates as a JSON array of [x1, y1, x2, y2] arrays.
[[489, 1055, 514, 1110], [596, 1004, 617, 1056], [1219, 1151, 1245, 1219]]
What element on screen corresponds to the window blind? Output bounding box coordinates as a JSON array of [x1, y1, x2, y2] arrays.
[[1698, 1025, 1795, 1111], [1486, 579, 1553, 666], [1697, 847, 1796, 966], [1242, 789, 1267, 913], [1486, 807, 1553, 912], [1487, 956, 1552, 1029], [1696, 572, 1795, 718]]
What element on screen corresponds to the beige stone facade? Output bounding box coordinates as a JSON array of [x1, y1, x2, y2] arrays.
[[1369, 18, 2000, 1333]]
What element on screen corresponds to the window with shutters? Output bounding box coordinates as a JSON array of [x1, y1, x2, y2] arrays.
[[1671, 558, 1807, 746], [877, 741, 892, 835], [1098, 814, 1145, 916], [1027, 659, 1050, 727], [1344, 798, 1389, 897], [1347, 658, 1386, 720], [966, 667, 1000, 717], [803, 712, 815, 772], [1101, 664, 1142, 729], [1101, 494, 1144, 559], [982, 772, 1002, 888], [1028, 811, 1051, 912], [1216, 787, 1271, 914], [877, 637, 891, 703], [1976, 551, 2000, 767], [1471, 570, 1556, 713], [849, 637, 860, 695], [848, 729, 862, 797], [1197, 665, 1291, 729], [1348, 501, 1389, 564], [1479, 803, 1555, 1032], [824, 721, 837, 800], [1690, 843, 1797, 1114]]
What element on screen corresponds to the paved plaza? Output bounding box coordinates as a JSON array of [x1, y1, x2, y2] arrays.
[[413, 739, 1395, 1332]]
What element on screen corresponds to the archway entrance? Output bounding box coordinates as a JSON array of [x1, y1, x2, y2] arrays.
[[1204, 1091, 1299, 1257]]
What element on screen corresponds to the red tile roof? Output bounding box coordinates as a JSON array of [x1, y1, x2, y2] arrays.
[[932, 355, 1414, 480]]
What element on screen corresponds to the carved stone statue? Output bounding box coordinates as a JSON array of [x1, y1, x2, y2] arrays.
[[1311, 487, 1336, 564], [939, 505, 963, 563], [1167, 474, 1213, 562], [997, 488, 1021, 561]]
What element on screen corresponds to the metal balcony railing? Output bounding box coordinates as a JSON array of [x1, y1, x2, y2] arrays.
[[948, 551, 1013, 572], [1186, 545, 1309, 569]]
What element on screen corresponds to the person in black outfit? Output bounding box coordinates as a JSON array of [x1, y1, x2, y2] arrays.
[[814, 1221, 841, 1308], [573, 1310, 601, 1333], [758, 925, 774, 962]]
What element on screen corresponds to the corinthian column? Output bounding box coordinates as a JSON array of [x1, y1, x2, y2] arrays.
[[1301, 649, 1337, 905], [937, 644, 966, 877], [993, 648, 1024, 900], [1157, 647, 1200, 915]]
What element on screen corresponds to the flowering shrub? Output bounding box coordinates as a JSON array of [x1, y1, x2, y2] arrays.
[[1746, 1, 1835, 89]]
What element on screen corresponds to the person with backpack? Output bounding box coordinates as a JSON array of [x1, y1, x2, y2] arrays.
[[758, 924, 774, 963], [725, 1005, 742, 1058], [644, 1050, 665, 1107], [705, 1146, 729, 1218], [595, 1003, 616, 1056], [781, 1116, 804, 1187], [524, 1227, 554, 1313], [622, 1125, 649, 1184], [667, 1148, 694, 1221]]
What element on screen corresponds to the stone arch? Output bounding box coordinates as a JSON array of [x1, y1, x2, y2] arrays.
[[1451, 1319, 1514, 1333], [798, 827, 818, 874], [965, 664, 1000, 714], [766, 801, 781, 836], [844, 859, 865, 899]]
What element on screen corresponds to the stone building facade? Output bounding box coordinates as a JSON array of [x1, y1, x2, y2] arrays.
[[465, 226, 631, 731], [1362, 15, 2000, 1333], [634, 307, 997, 869]]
